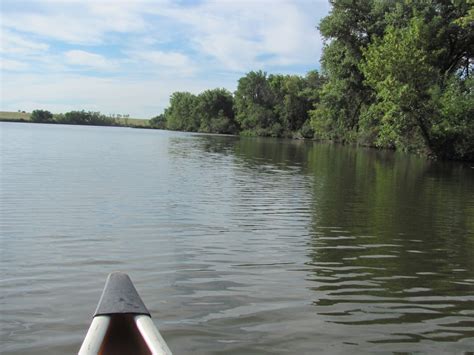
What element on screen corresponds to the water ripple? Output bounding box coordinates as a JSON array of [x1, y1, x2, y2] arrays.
[[1, 123, 473, 354]]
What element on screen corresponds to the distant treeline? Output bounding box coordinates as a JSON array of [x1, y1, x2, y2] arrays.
[[29, 109, 147, 128], [153, 0, 473, 161], [150, 71, 324, 138], [31, 109, 118, 126]]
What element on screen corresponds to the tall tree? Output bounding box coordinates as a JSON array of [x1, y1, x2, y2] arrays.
[[234, 71, 277, 135], [196, 89, 237, 134], [311, 0, 394, 141], [360, 18, 437, 152], [313, 0, 473, 160], [360, 3, 474, 159], [164, 92, 199, 131]]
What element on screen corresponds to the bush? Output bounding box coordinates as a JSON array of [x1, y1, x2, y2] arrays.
[[150, 114, 166, 129], [430, 77, 474, 161], [300, 119, 314, 139], [59, 110, 116, 126], [31, 109, 54, 123]]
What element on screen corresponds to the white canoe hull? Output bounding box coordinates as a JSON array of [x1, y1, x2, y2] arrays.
[[79, 272, 172, 355]]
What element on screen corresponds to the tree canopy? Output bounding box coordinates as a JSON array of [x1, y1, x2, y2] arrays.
[[31, 109, 54, 123], [311, 0, 473, 160], [159, 71, 324, 138]]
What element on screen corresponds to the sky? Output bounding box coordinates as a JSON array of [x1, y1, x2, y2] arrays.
[[0, 0, 330, 118]]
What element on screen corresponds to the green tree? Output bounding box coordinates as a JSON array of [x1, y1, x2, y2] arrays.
[[313, 0, 473, 160], [360, 8, 473, 160], [234, 71, 324, 137], [164, 92, 199, 131], [311, 0, 394, 141], [150, 114, 167, 129], [430, 76, 474, 160], [298, 70, 326, 138], [196, 88, 237, 134], [360, 18, 436, 152], [269, 74, 303, 133], [59, 110, 115, 126], [234, 71, 277, 135], [456, 0, 474, 28], [31, 109, 54, 123]]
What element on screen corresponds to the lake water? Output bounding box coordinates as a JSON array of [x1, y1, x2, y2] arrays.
[[1, 122, 473, 354]]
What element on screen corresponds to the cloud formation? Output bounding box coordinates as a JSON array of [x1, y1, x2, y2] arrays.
[[64, 50, 118, 70], [0, 0, 329, 117]]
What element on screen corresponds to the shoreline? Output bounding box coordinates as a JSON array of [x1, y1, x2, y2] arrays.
[[2, 118, 473, 164]]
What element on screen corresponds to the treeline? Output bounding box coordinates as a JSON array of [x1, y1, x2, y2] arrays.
[[312, 0, 473, 161], [31, 109, 128, 127], [151, 70, 325, 138], [155, 0, 473, 161]]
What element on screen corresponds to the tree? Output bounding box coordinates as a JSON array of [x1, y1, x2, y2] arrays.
[[360, 7, 474, 160], [150, 114, 167, 129], [430, 76, 474, 160], [297, 70, 326, 138], [58, 110, 116, 126], [196, 89, 238, 134], [164, 92, 199, 131], [311, 0, 394, 141], [312, 0, 473, 160], [234, 71, 323, 137], [234, 71, 277, 135], [360, 18, 436, 152], [31, 109, 54, 123]]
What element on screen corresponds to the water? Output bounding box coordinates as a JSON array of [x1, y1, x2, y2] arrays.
[[1, 122, 473, 354]]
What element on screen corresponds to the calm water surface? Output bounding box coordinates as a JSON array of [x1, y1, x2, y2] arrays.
[[1, 122, 473, 354]]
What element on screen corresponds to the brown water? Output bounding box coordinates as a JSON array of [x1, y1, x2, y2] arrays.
[[1, 122, 473, 354]]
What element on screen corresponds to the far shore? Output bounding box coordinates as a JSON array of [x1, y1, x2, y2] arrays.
[[0, 111, 152, 129]]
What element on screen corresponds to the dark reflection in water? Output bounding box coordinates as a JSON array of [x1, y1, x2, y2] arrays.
[[0, 123, 473, 354], [305, 145, 474, 349]]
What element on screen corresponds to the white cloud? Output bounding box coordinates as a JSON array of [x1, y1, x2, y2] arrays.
[[0, 30, 49, 55], [1, 1, 148, 45], [149, 0, 328, 71], [1, 59, 29, 71], [64, 50, 117, 70], [2, 0, 326, 69], [129, 50, 195, 75]]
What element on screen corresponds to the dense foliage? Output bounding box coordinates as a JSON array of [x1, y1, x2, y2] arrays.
[[160, 89, 238, 134], [31, 109, 54, 123], [29, 110, 120, 126], [150, 114, 166, 129], [313, 0, 473, 160], [197, 89, 238, 134], [160, 71, 325, 138], [58, 110, 117, 126]]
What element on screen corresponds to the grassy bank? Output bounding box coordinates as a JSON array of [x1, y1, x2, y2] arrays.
[[0, 111, 31, 122], [0, 111, 151, 128]]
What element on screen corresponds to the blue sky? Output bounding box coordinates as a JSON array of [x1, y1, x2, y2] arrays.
[[1, 0, 330, 118]]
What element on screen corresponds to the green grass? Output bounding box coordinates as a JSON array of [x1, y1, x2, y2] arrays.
[[0, 111, 151, 127], [114, 117, 150, 127], [0, 111, 31, 121]]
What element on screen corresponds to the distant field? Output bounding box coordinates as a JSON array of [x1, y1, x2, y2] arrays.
[[114, 117, 150, 127], [0, 111, 31, 121], [0, 111, 151, 127]]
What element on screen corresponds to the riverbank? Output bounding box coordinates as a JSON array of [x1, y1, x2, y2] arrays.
[[0, 111, 151, 129], [2, 111, 473, 163]]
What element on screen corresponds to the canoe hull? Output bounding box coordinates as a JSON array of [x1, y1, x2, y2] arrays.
[[79, 273, 172, 355]]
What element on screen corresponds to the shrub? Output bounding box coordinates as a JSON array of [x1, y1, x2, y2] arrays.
[[31, 109, 54, 123]]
